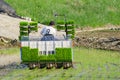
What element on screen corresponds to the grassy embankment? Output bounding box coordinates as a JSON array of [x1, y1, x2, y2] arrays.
[[0, 47, 120, 80], [0, 47, 19, 55], [5, 0, 120, 27]]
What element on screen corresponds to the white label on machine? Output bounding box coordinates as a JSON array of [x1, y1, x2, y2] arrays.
[[38, 41, 45, 51], [46, 41, 54, 55], [21, 41, 28, 47], [63, 41, 71, 48], [55, 41, 62, 48], [46, 41, 54, 51], [30, 41, 37, 48]]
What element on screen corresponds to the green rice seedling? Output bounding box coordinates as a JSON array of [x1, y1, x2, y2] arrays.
[[21, 47, 31, 62], [20, 22, 28, 26], [30, 48, 38, 61]]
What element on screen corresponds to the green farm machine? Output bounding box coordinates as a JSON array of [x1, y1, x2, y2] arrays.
[[19, 19, 75, 69]]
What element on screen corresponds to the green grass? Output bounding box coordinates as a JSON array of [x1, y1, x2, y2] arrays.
[[5, 0, 120, 27], [0, 47, 120, 80], [0, 47, 19, 55]]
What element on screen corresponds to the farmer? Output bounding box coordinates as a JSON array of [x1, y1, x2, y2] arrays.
[[41, 21, 56, 41]]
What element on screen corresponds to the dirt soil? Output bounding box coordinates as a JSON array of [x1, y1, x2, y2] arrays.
[[74, 29, 120, 51], [0, 53, 28, 77], [0, 54, 19, 76], [0, 14, 26, 40], [0, 54, 20, 67]]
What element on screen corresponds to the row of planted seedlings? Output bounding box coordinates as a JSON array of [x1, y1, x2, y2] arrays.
[[21, 47, 72, 69]]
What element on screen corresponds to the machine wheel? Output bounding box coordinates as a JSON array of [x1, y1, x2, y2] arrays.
[[46, 63, 54, 69], [55, 63, 63, 69], [63, 62, 72, 69], [29, 63, 35, 69], [39, 63, 46, 69], [37, 63, 41, 68], [29, 63, 39, 69]]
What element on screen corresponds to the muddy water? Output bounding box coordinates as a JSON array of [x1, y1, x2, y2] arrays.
[[0, 54, 20, 67], [0, 54, 28, 77]]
